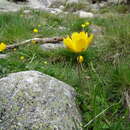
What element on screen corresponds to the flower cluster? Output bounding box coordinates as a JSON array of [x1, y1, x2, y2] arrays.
[[81, 22, 90, 28]]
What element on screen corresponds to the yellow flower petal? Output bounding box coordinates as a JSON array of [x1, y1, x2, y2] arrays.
[[84, 34, 94, 50], [63, 36, 76, 52], [86, 32, 88, 38], [63, 32, 94, 53], [71, 32, 79, 43], [74, 32, 88, 53], [75, 39, 87, 52], [85, 22, 90, 26], [81, 24, 85, 28], [33, 28, 38, 33]]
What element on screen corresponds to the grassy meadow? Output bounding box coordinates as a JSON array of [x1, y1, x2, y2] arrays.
[[0, 5, 130, 130]]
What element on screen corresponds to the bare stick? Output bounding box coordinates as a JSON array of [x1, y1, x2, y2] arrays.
[[7, 37, 63, 49]]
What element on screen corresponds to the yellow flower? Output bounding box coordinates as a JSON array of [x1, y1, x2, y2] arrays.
[[13, 48, 17, 51], [44, 61, 48, 64], [0, 42, 7, 52], [32, 40, 36, 44], [81, 24, 86, 28], [77, 55, 84, 63], [63, 32, 93, 53], [85, 22, 90, 26], [20, 56, 25, 60], [33, 28, 38, 33]]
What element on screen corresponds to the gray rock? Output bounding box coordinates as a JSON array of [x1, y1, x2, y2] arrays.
[[28, 0, 46, 8], [76, 11, 94, 18], [99, 2, 107, 8], [59, 5, 64, 10], [40, 43, 65, 51], [90, 2, 107, 12], [48, 0, 79, 7], [0, 71, 82, 130], [0, 0, 22, 12], [0, 0, 89, 13], [29, 0, 86, 8], [108, 0, 127, 4], [90, 3, 100, 12], [23, 9, 31, 14], [0, 54, 7, 59], [0, 0, 93, 13], [66, 0, 79, 4], [48, 8, 63, 14]]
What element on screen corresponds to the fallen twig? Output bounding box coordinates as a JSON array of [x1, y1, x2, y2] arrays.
[[7, 37, 63, 49]]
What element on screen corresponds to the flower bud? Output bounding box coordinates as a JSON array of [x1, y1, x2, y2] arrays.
[[77, 55, 84, 63]]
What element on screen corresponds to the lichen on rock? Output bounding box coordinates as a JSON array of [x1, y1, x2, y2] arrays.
[[0, 71, 82, 130]]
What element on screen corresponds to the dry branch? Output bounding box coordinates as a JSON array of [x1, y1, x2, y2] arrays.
[[7, 37, 63, 49]]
